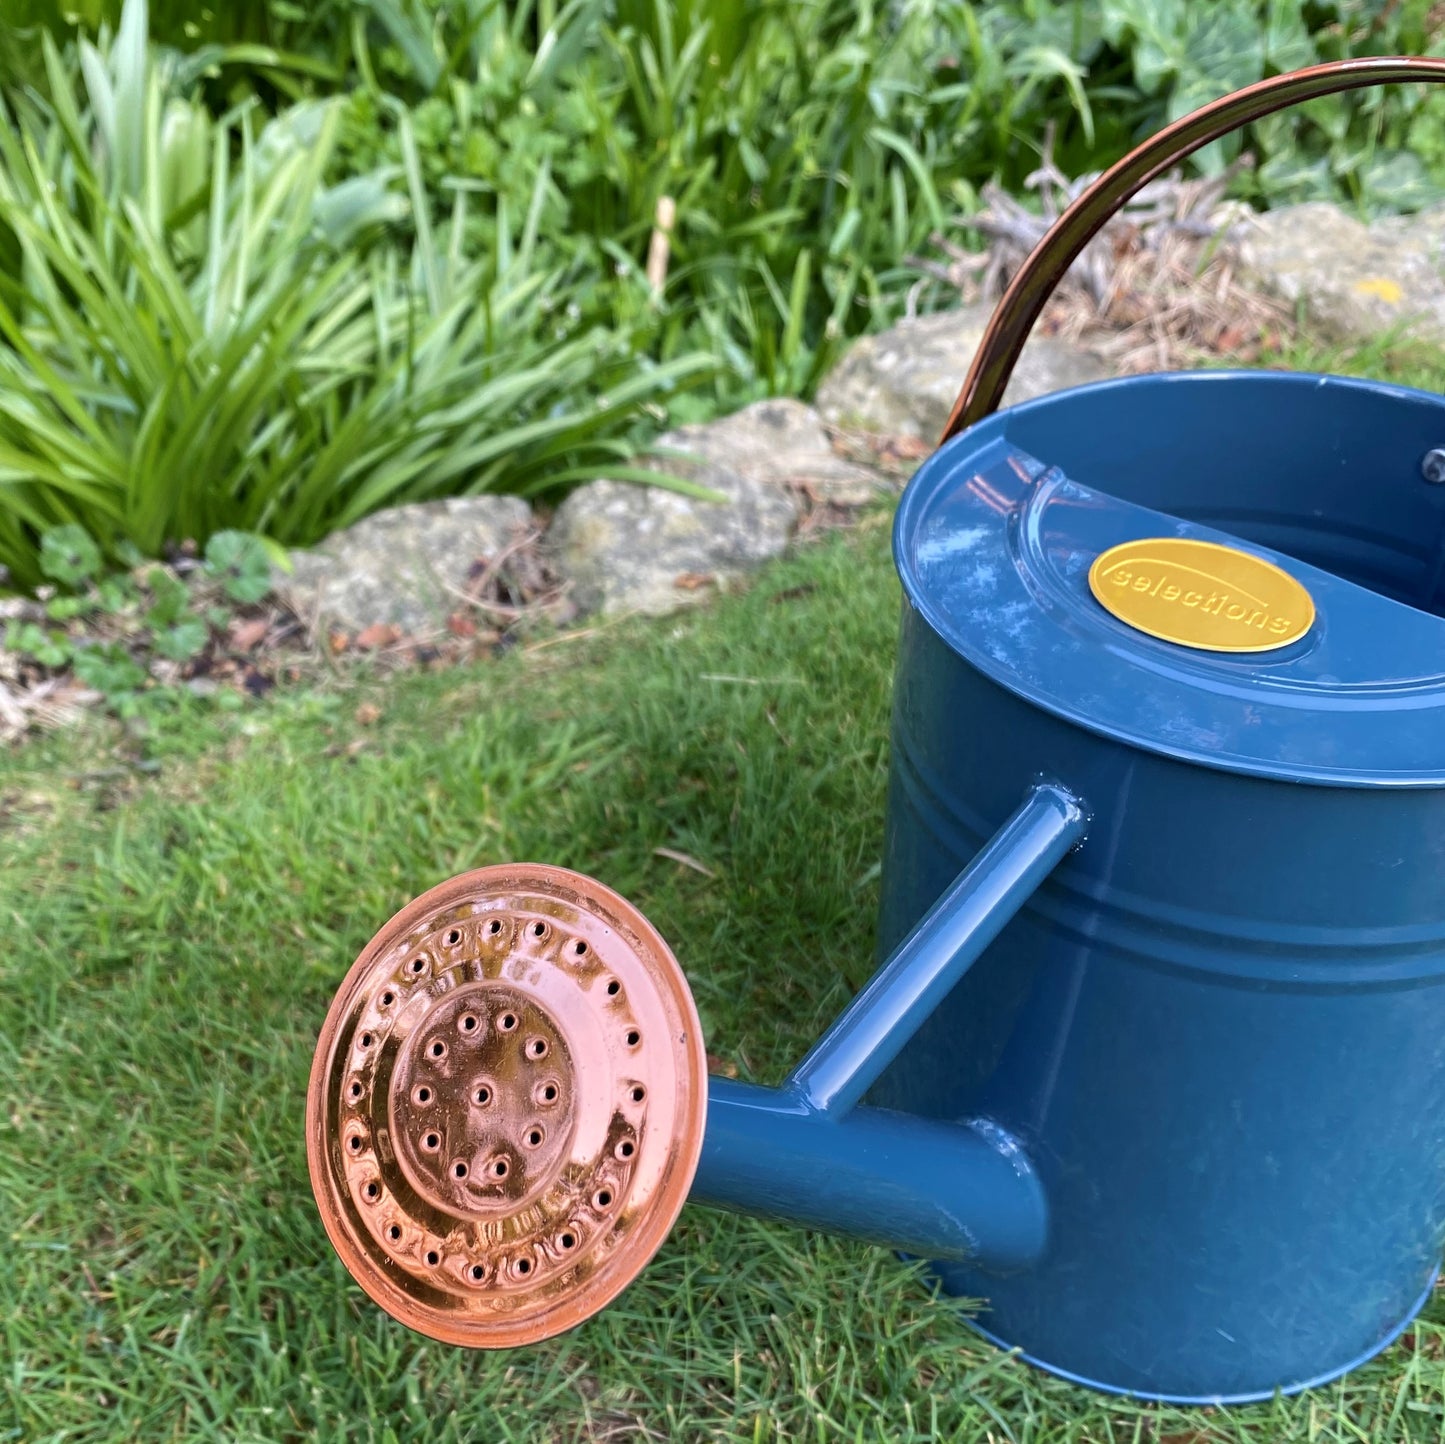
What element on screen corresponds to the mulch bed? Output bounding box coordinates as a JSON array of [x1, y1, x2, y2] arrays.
[[908, 146, 1291, 371]]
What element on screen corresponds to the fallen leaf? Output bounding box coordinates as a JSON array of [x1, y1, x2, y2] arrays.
[[355, 622, 400, 651], [354, 702, 382, 727], [887, 434, 930, 460], [329, 631, 350, 654], [323, 737, 371, 759], [1398, 1326, 1445, 1358], [447, 612, 478, 638], [673, 572, 716, 591], [228, 617, 269, 652], [706, 1053, 739, 1079]]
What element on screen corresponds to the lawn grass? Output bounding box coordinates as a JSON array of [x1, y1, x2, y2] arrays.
[[7, 354, 1445, 1439]]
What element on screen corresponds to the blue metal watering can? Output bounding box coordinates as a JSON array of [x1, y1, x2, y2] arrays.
[[307, 58, 1445, 1404]]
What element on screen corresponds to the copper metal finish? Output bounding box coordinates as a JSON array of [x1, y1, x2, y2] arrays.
[[941, 56, 1445, 441], [306, 864, 708, 1347]]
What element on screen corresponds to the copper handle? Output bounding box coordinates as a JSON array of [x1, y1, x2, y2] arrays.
[[941, 56, 1445, 444]]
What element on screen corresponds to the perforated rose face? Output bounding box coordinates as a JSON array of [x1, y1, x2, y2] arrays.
[[307, 865, 706, 1346]]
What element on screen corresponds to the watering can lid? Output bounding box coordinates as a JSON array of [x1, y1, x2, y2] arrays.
[[895, 432, 1445, 788]]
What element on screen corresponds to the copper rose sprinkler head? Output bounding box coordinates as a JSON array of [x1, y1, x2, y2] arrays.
[[305, 865, 707, 1347]]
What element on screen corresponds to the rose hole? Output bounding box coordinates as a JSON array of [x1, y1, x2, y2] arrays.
[[531, 922, 545, 937], [560, 1232, 576, 1250], [626, 1030, 640, 1048], [488, 920, 501, 935], [499, 1013, 517, 1032], [425, 1250, 440, 1267], [573, 940, 587, 956], [605, 979, 620, 996], [387, 1224, 402, 1241], [348, 1135, 363, 1152], [470, 1264, 485, 1281], [537, 1082, 558, 1106], [429, 1040, 446, 1059], [348, 1081, 363, 1100], [525, 1127, 544, 1148], [616, 1140, 635, 1159], [474, 1085, 492, 1106], [423, 1132, 440, 1152], [446, 929, 461, 946], [527, 1038, 548, 1059], [414, 1085, 432, 1105], [453, 1161, 468, 1179], [461, 1014, 478, 1033], [409, 957, 425, 975], [594, 1189, 612, 1209], [359, 1032, 373, 1049], [631, 1086, 646, 1103], [492, 1159, 509, 1178], [380, 991, 394, 1007], [516, 1258, 531, 1275], [364, 1181, 379, 1200]]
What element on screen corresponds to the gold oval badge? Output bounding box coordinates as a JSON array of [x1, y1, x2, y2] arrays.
[[1088, 537, 1314, 652]]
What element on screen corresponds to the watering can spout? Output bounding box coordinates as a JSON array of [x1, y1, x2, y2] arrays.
[[787, 783, 1086, 1114], [690, 782, 1086, 1271], [692, 1080, 1050, 1271]]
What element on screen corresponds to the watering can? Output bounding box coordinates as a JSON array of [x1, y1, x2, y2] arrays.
[[306, 58, 1445, 1404]]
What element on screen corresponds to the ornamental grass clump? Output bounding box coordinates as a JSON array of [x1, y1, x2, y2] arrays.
[[0, 0, 709, 590]]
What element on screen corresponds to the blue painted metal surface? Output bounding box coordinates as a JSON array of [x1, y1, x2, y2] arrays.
[[691, 1080, 1049, 1271], [789, 784, 1086, 1114], [871, 369, 1445, 1401]]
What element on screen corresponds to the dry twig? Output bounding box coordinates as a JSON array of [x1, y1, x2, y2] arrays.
[[910, 132, 1290, 373]]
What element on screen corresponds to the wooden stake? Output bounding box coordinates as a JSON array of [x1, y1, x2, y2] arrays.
[[646, 195, 676, 297]]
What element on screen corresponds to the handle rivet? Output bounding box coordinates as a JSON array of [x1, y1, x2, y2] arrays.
[[1422, 448, 1445, 484]]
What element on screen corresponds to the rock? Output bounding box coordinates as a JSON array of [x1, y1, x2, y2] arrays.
[[1376, 201, 1445, 267], [275, 494, 532, 637], [549, 399, 880, 618], [655, 398, 889, 507], [815, 303, 1110, 439], [1238, 201, 1445, 345]]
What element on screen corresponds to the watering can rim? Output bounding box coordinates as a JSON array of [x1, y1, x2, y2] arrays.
[[894, 368, 1445, 791]]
